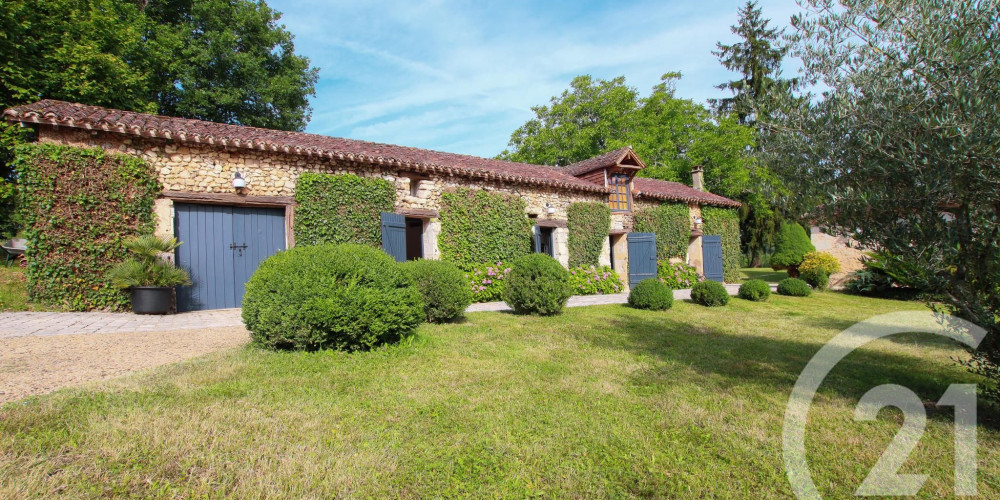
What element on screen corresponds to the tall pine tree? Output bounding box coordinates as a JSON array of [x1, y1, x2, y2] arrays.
[[712, 0, 793, 267]]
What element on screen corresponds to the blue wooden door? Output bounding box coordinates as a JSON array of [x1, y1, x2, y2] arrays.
[[702, 235, 724, 282], [175, 203, 286, 311], [381, 212, 407, 262], [627, 232, 657, 287]]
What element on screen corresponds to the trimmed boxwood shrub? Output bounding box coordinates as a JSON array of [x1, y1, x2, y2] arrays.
[[439, 188, 533, 269], [691, 280, 730, 306], [738, 279, 771, 301], [294, 173, 396, 247], [771, 222, 816, 276], [799, 251, 841, 277], [777, 277, 812, 297], [628, 278, 673, 310], [401, 259, 472, 323], [701, 206, 742, 282], [14, 143, 160, 311], [242, 244, 424, 351], [567, 202, 611, 267], [634, 203, 690, 261], [502, 253, 571, 315], [800, 269, 830, 290]]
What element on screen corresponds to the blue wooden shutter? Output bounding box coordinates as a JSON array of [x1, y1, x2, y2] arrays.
[[702, 235, 724, 282], [533, 225, 542, 253], [627, 232, 657, 287], [381, 212, 407, 262]]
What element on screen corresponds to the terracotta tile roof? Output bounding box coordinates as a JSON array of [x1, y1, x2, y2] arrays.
[[3, 100, 611, 194], [564, 146, 644, 176], [633, 177, 741, 208]]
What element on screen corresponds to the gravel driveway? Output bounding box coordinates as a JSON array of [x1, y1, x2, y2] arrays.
[[0, 326, 249, 403]]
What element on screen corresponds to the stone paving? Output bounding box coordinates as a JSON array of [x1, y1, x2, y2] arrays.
[[0, 309, 243, 338], [1, 283, 772, 338]]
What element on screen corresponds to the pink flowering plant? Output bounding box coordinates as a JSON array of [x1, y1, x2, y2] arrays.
[[464, 261, 513, 303], [657, 261, 704, 289], [568, 265, 625, 295]]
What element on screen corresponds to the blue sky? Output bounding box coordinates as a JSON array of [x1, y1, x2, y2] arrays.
[[271, 0, 804, 158]]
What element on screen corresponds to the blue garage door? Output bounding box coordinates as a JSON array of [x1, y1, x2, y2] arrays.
[[174, 203, 286, 311]]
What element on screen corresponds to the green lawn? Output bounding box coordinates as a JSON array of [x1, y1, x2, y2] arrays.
[[1, 293, 997, 498], [741, 267, 789, 283], [0, 266, 29, 311]]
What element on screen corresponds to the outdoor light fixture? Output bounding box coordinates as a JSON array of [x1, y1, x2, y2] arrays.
[[694, 217, 704, 226], [545, 203, 556, 215], [233, 171, 246, 189]]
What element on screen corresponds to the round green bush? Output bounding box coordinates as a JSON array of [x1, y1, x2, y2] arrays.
[[242, 244, 424, 351], [502, 253, 571, 315], [777, 277, 813, 297], [628, 278, 673, 310], [401, 259, 473, 323], [690, 280, 730, 307], [800, 269, 830, 290], [738, 279, 771, 301]]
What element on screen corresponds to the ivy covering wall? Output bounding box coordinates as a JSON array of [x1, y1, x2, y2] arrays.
[[702, 206, 742, 282], [294, 173, 396, 247], [14, 143, 160, 311], [439, 188, 532, 269], [567, 202, 610, 267], [634, 203, 690, 261]]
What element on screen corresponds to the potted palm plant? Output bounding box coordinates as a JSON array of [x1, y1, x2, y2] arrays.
[[108, 235, 191, 314]]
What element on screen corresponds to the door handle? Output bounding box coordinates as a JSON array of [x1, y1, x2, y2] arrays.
[[230, 243, 248, 257]]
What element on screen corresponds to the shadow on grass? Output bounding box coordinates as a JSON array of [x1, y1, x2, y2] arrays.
[[581, 312, 998, 428]]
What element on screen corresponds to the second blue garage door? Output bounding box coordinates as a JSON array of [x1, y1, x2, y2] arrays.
[[174, 203, 286, 311]]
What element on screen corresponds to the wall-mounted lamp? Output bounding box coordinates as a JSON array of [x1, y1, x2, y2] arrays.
[[545, 203, 556, 215], [693, 217, 704, 227], [233, 171, 246, 189]]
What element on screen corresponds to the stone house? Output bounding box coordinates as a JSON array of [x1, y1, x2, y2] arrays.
[[4, 100, 740, 311]]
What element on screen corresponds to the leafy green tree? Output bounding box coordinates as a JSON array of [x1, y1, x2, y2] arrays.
[[712, 0, 796, 266], [770, 222, 814, 277], [499, 73, 756, 197], [777, 0, 1000, 403], [712, 0, 793, 125], [138, 0, 319, 131]]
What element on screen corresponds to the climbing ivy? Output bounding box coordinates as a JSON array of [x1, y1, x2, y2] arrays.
[[438, 188, 532, 269], [294, 173, 396, 248], [634, 203, 690, 261], [567, 202, 610, 267], [14, 143, 160, 311], [702, 206, 742, 282]]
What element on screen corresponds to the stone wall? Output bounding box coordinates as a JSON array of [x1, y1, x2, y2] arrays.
[[36, 126, 706, 280]]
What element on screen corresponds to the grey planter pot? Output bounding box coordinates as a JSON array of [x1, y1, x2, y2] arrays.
[[131, 286, 173, 315]]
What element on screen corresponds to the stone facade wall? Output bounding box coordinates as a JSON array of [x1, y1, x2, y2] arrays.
[[36, 126, 710, 280]]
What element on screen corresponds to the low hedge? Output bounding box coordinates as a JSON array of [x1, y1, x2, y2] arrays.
[[690, 280, 730, 307], [657, 261, 703, 289], [242, 244, 424, 351], [503, 253, 571, 315], [466, 261, 512, 303], [628, 279, 673, 310], [777, 277, 812, 297], [800, 269, 830, 290], [401, 259, 472, 323], [738, 279, 771, 301], [568, 265, 625, 295]]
